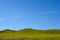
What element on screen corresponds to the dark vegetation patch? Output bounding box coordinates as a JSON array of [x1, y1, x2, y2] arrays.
[[0, 28, 60, 34]]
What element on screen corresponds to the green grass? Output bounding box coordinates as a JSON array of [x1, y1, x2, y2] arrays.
[[0, 28, 60, 40]]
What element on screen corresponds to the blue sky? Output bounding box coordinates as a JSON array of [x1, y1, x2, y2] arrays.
[[0, 0, 60, 30]]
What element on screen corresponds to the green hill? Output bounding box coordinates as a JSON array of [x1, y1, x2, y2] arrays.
[[0, 28, 60, 40], [0, 28, 60, 34]]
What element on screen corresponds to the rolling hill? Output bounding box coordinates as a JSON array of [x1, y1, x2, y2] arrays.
[[0, 28, 60, 40]]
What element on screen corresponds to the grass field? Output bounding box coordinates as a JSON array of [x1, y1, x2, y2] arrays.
[[0, 28, 60, 40]]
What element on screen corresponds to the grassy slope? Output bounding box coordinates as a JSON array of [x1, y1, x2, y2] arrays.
[[0, 28, 60, 40]]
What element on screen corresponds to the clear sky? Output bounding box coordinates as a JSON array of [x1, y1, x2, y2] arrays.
[[0, 0, 60, 30]]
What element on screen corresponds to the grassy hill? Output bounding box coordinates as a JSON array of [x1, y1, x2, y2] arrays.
[[0, 28, 60, 40]]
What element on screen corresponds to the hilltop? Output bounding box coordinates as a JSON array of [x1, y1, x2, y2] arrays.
[[0, 28, 60, 34]]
